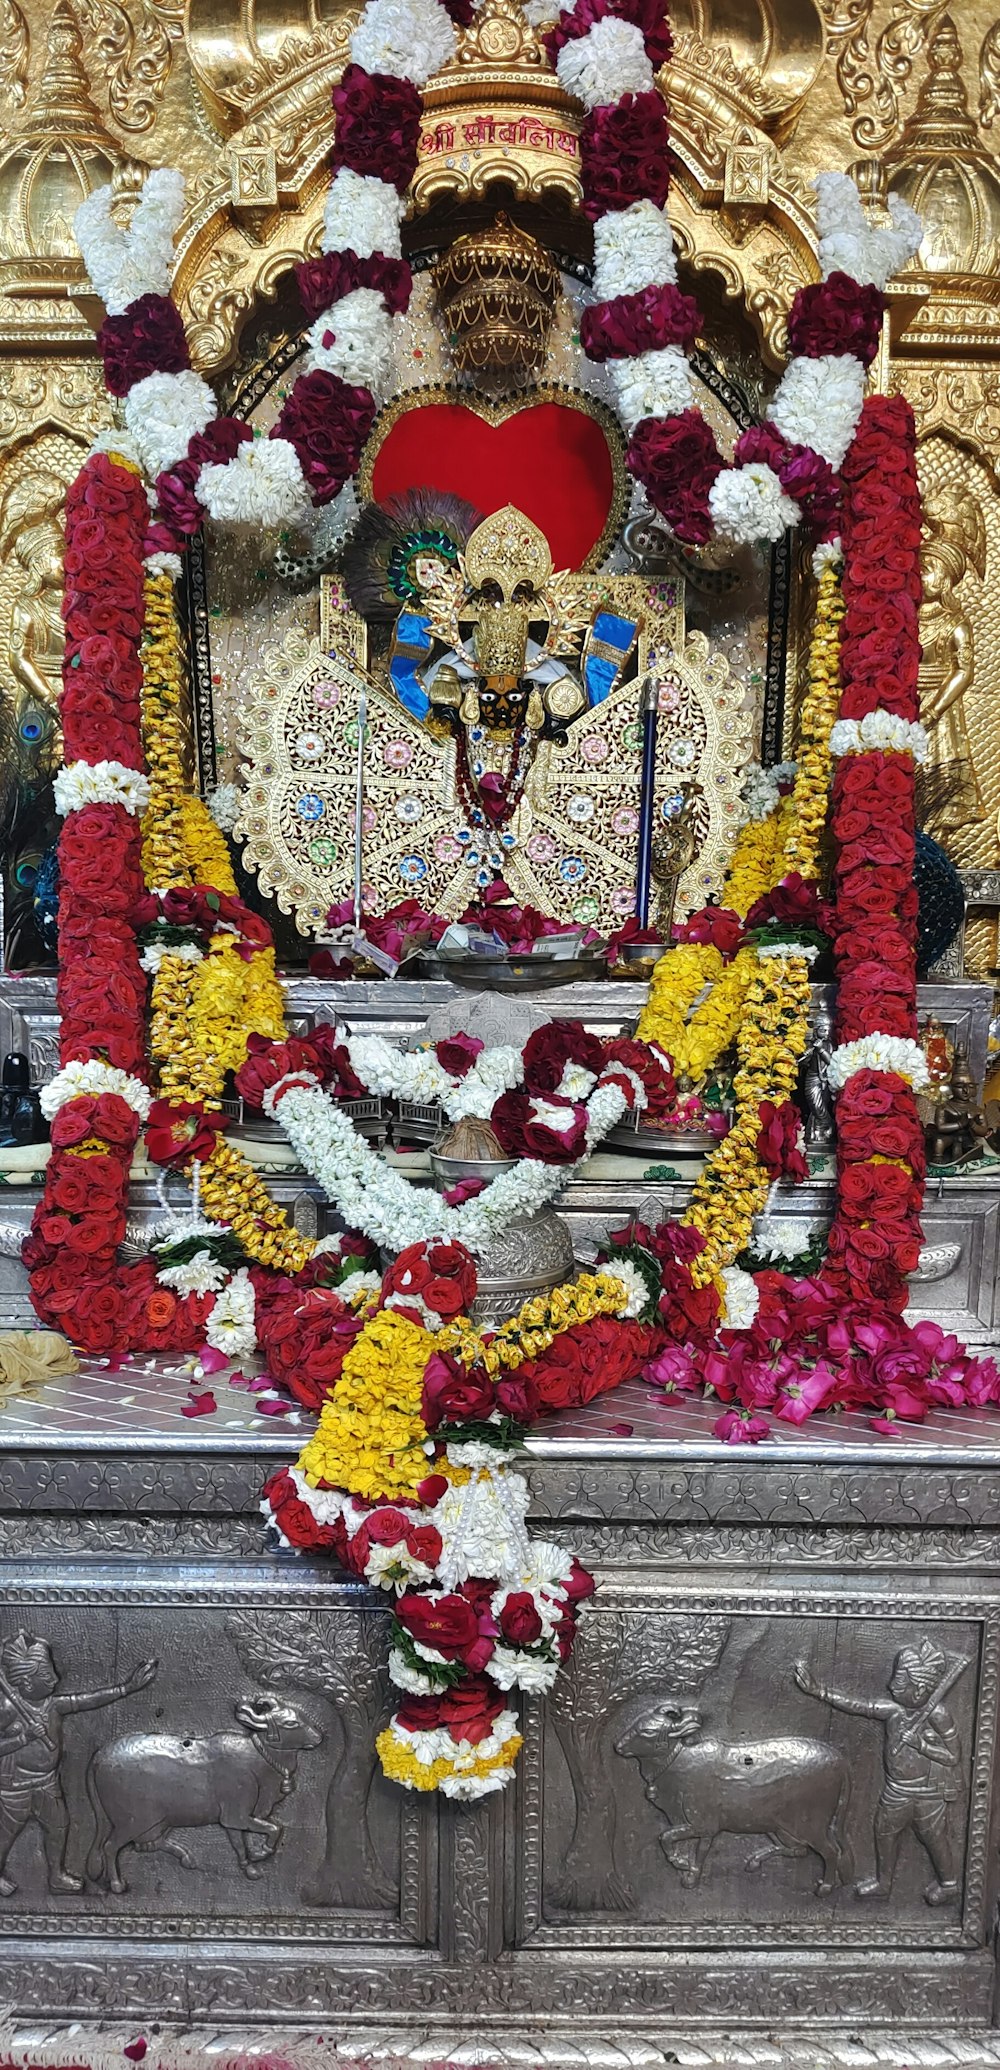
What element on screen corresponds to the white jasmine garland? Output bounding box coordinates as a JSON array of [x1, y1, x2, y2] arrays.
[[556, 17, 653, 108], [828, 1034, 930, 1093], [53, 759, 151, 819], [584, 1076, 634, 1146], [40, 1060, 151, 1123], [124, 369, 216, 479], [322, 168, 404, 261], [593, 200, 677, 301], [270, 1080, 574, 1255], [610, 345, 695, 434], [530, 1096, 580, 1135], [306, 291, 396, 399], [555, 1060, 598, 1100], [719, 1264, 760, 1331], [156, 1248, 230, 1297], [815, 171, 923, 291], [365, 1538, 439, 1590], [205, 1267, 257, 1360], [709, 463, 800, 547], [74, 167, 185, 316], [768, 353, 866, 472], [350, 0, 457, 86], [338, 1267, 383, 1300], [197, 437, 310, 527], [829, 712, 928, 763], [429, 1465, 533, 1592]]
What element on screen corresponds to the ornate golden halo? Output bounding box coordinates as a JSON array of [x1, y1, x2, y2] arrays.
[[355, 380, 630, 573]]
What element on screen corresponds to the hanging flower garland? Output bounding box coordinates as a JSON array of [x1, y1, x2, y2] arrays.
[[544, 0, 925, 556], [262, 1237, 654, 1797], [822, 394, 929, 1317], [73, 0, 465, 544]]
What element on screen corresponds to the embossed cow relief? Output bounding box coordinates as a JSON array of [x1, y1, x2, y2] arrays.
[[615, 1697, 853, 1896], [533, 1605, 984, 1941], [86, 1695, 322, 1895]]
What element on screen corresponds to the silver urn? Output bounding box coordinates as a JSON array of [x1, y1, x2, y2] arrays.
[[429, 1146, 576, 1325]]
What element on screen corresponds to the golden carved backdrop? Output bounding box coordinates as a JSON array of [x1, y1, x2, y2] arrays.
[[3, 0, 1000, 962]]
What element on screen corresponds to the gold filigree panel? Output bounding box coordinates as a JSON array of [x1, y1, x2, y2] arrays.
[[0, 428, 83, 757], [234, 575, 751, 937]]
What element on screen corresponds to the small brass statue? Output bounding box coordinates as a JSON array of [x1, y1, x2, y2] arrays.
[[925, 1040, 990, 1166]]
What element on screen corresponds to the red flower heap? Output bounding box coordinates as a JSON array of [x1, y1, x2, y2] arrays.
[[825, 396, 925, 1314]]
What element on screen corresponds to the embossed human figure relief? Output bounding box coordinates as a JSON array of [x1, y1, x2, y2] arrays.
[[0, 1630, 156, 1898], [615, 1696, 854, 1896], [794, 1640, 967, 1906], [86, 1693, 322, 1895]]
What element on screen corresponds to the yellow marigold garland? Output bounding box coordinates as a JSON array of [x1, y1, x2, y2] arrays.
[[682, 950, 812, 1285], [375, 1727, 523, 1795], [782, 558, 844, 882], [137, 574, 311, 1275], [299, 1308, 434, 1502], [636, 942, 720, 1065], [297, 1271, 632, 1504]]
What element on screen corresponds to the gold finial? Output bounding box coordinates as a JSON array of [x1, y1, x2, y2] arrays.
[[463, 504, 553, 598], [884, 12, 1000, 278], [432, 212, 560, 393]]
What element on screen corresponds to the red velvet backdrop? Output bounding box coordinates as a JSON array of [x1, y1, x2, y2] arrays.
[[371, 400, 617, 568]]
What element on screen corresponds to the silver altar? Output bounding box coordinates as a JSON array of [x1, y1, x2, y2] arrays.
[[2, 974, 1000, 2049], [2, 1364, 1000, 2046]]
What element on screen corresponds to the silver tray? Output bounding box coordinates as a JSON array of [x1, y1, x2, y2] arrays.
[[423, 951, 608, 992]]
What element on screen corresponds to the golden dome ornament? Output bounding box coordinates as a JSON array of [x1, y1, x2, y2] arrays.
[[432, 214, 561, 393]]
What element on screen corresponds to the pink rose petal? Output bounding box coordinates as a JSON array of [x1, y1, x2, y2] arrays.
[[123, 2043, 147, 2063], [609, 1422, 634, 1436], [254, 1395, 292, 1416], [181, 1391, 217, 1418], [198, 1344, 229, 1374]]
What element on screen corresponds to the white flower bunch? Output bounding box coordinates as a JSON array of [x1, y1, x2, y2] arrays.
[[140, 940, 204, 975], [610, 345, 695, 433], [753, 1216, 827, 1265], [381, 1710, 522, 1798], [156, 1248, 230, 1297], [709, 462, 799, 546], [124, 369, 216, 479], [593, 200, 677, 301], [828, 1034, 930, 1093], [40, 1060, 151, 1124], [74, 167, 185, 316], [829, 712, 928, 763], [197, 436, 310, 527], [53, 759, 151, 820], [306, 291, 396, 400], [322, 169, 404, 261], [735, 760, 797, 826], [205, 1267, 258, 1360], [350, 0, 456, 85], [815, 171, 923, 291], [145, 550, 183, 580], [719, 1264, 760, 1331], [87, 427, 144, 471], [556, 17, 653, 108], [602, 1256, 648, 1319], [208, 782, 242, 832], [769, 352, 867, 472], [812, 538, 843, 577]]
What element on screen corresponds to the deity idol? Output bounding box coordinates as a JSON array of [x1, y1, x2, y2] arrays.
[[342, 492, 641, 844]]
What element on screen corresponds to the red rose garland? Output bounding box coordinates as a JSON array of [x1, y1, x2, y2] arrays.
[[24, 451, 212, 1355], [823, 394, 926, 1316]]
